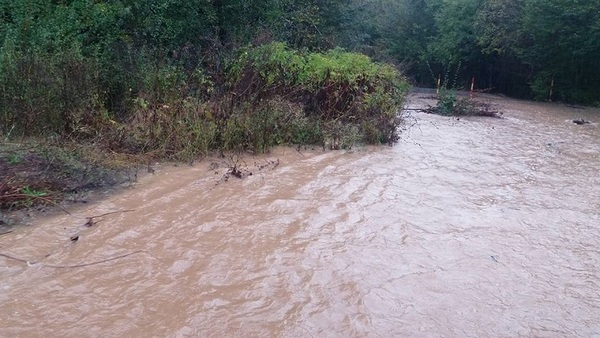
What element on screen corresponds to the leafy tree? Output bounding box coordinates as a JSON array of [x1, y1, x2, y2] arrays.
[[125, 0, 214, 51], [473, 0, 530, 96], [519, 0, 600, 102], [474, 0, 525, 56], [426, 0, 483, 64]]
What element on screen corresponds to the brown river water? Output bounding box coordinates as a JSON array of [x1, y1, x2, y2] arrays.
[[1, 93, 599, 337]]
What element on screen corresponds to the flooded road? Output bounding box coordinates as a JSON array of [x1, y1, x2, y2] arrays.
[[1, 93, 599, 337]]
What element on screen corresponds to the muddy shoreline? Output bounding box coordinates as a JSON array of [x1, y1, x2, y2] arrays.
[[0, 142, 146, 230]]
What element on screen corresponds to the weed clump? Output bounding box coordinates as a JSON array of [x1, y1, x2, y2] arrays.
[[425, 89, 501, 117], [424, 62, 501, 118]]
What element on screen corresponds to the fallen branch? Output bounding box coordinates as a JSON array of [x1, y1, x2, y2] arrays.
[[84, 209, 135, 227], [0, 250, 146, 268]]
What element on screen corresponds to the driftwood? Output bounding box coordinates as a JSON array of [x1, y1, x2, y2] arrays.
[[0, 250, 145, 269], [84, 209, 135, 227], [573, 118, 590, 125]]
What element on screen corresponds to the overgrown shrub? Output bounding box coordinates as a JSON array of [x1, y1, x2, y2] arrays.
[[107, 96, 217, 161], [227, 42, 410, 146], [436, 89, 457, 115], [0, 41, 99, 135], [2, 38, 409, 157]]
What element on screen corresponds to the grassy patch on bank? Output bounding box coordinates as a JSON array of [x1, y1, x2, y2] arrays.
[[0, 140, 141, 212]]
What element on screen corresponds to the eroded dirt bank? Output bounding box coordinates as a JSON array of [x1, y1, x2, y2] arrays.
[[1, 93, 599, 337]]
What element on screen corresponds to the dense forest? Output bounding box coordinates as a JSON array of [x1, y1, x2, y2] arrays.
[[1, 0, 599, 145]]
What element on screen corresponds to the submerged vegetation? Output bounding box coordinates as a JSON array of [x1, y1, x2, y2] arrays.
[[425, 90, 501, 118]]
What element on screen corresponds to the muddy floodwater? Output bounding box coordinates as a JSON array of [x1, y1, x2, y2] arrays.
[[1, 93, 599, 337]]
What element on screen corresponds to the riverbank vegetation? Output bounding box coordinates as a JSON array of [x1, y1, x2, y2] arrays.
[[1, 0, 598, 212], [349, 0, 600, 105], [423, 90, 501, 118], [0, 1, 410, 147]]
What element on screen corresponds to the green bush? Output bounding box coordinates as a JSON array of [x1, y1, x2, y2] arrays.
[[436, 89, 457, 115], [227, 42, 410, 146]]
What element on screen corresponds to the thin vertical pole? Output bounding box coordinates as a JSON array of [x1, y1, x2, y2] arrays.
[[549, 76, 555, 102]]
